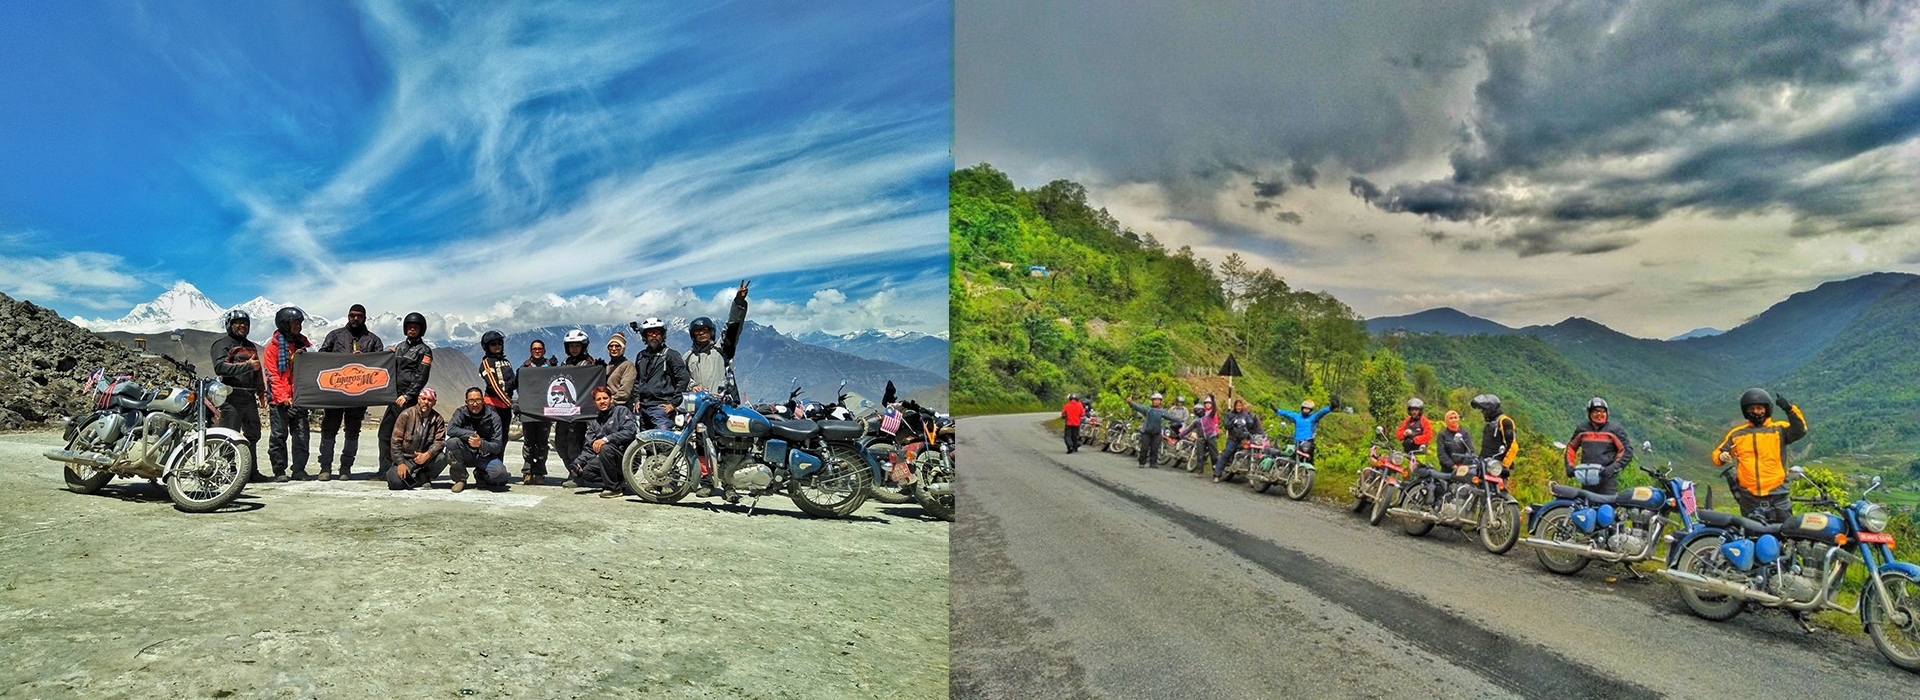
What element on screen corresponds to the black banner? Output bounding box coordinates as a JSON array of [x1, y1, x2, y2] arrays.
[[291, 351, 400, 409], [515, 366, 607, 423]]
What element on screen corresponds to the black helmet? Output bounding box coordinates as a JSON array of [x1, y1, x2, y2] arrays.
[[403, 312, 427, 332], [1470, 394, 1502, 419], [222, 309, 250, 331], [1586, 397, 1609, 413], [481, 330, 505, 348], [689, 317, 715, 336], [1740, 388, 1773, 421], [274, 306, 306, 335]]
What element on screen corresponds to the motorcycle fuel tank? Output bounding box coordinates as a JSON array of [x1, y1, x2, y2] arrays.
[[712, 405, 770, 438]]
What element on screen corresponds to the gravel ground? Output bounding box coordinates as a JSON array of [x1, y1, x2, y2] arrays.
[[0, 430, 948, 699]]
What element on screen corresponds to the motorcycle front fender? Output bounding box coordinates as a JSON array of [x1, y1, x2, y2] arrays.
[[1666, 527, 1730, 569], [637, 428, 684, 445], [202, 427, 248, 444], [1525, 499, 1577, 535], [1876, 560, 1920, 579]]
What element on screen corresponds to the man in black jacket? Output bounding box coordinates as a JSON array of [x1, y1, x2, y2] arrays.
[[1563, 397, 1632, 495], [519, 339, 558, 485], [210, 309, 264, 480], [572, 385, 636, 498], [1213, 397, 1263, 483], [445, 387, 511, 493], [377, 312, 434, 478], [316, 304, 382, 481], [628, 317, 689, 430]]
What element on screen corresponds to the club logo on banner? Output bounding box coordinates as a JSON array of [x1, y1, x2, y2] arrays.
[[515, 366, 606, 423], [292, 352, 401, 409]]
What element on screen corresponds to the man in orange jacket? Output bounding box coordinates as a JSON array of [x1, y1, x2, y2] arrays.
[[1061, 394, 1086, 454], [1712, 388, 1807, 521]]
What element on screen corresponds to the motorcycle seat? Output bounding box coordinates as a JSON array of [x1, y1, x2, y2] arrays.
[[817, 419, 866, 441], [768, 419, 820, 442], [113, 394, 153, 411], [1549, 483, 1618, 504], [1698, 509, 1781, 534]]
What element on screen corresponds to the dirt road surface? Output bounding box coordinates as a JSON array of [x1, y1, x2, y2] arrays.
[[0, 430, 947, 699], [952, 413, 1916, 699]]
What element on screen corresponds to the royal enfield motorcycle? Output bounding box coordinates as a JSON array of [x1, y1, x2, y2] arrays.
[[1103, 418, 1136, 454], [619, 374, 878, 518], [1520, 441, 1702, 576], [1173, 427, 1209, 473], [1658, 469, 1920, 671], [1220, 434, 1270, 483], [864, 397, 955, 520], [1388, 456, 1523, 555], [1351, 426, 1412, 526], [46, 367, 251, 513], [1245, 437, 1314, 500]]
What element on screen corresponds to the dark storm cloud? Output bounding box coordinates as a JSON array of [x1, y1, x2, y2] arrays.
[[1274, 211, 1304, 225], [1289, 161, 1318, 188], [1368, 0, 1920, 251], [1253, 180, 1287, 198]]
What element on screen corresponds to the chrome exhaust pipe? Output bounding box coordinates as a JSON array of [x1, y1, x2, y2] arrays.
[[924, 482, 953, 496], [1656, 570, 1785, 606], [1385, 507, 1438, 522], [44, 449, 114, 468], [1517, 537, 1628, 562]]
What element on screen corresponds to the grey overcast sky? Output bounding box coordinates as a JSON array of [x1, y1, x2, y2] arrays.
[[957, 0, 1920, 338]]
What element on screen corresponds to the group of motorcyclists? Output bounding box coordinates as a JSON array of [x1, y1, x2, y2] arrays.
[[1063, 384, 1810, 522], [209, 281, 753, 500]]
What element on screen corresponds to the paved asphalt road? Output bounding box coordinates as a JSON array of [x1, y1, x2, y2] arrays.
[[951, 413, 1917, 699]]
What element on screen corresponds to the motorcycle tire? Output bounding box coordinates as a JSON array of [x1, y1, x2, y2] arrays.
[[1285, 466, 1313, 501], [1157, 444, 1176, 468], [1350, 494, 1369, 513], [789, 444, 872, 518], [869, 470, 914, 504], [61, 414, 113, 495], [163, 435, 250, 514], [1529, 506, 1591, 575], [1368, 483, 1396, 527], [1673, 535, 1743, 621], [623, 437, 697, 504], [1401, 484, 1436, 537], [1251, 475, 1272, 493], [1478, 498, 1521, 555], [1864, 569, 1920, 672]]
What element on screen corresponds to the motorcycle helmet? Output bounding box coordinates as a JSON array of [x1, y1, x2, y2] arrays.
[[274, 306, 306, 336], [403, 311, 427, 335], [1470, 394, 1502, 420], [1300, 399, 1316, 412], [481, 330, 505, 351], [1740, 388, 1772, 423], [564, 328, 589, 344], [689, 316, 716, 338], [222, 309, 250, 334], [1149, 392, 1163, 401], [1406, 397, 1425, 415]]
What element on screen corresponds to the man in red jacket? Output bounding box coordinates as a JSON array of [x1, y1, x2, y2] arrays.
[[260, 307, 313, 482], [1061, 394, 1086, 454], [1397, 398, 1433, 454]]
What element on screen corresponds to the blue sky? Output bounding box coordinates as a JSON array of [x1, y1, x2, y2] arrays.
[[0, 0, 950, 338]]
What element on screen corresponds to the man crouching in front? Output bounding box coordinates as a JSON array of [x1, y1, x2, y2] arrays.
[[388, 388, 448, 490]]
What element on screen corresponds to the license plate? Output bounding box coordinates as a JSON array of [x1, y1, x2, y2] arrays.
[[1859, 532, 1896, 546]]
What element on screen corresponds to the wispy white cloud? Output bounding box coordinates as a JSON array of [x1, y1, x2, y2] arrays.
[[0, 241, 147, 311]]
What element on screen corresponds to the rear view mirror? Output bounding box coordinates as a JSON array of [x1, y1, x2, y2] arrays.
[[1788, 465, 1806, 481], [1641, 440, 1652, 451], [1552, 442, 1568, 450]]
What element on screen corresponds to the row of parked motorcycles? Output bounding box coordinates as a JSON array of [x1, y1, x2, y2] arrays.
[[48, 367, 955, 522], [1079, 411, 1920, 672]]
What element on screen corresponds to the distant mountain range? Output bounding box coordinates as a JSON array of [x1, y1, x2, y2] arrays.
[[444, 320, 945, 409], [71, 281, 333, 334], [795, 329, 949, 374], [1668, 327, 1723, 341], [1377, 272, 1920, 461]]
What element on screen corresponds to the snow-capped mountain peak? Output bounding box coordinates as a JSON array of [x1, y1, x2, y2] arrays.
[[71, 283, 331, 334]]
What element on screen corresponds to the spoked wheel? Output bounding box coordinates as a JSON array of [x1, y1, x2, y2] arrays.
[[1478, 498, 1521, 554], [868, 455, 914, 505], [1350, 472, 1373, 512], [1865, 570, 1920, 672], [1530, 507, 1591, 575], [623, 437, 697, 504], [1285, 465, 1314, 501], [164, 436, 250, 513], [789, 444, 872, 518], [62, 416, 113, 494], [1401, 484, 1436, 537], [1673, 536, 1743, 621], [913, 453, 954, 522], [1104, 433, 1123, 453], [1251, 474, 1272, 493], [1368, 483, 1396, 526]]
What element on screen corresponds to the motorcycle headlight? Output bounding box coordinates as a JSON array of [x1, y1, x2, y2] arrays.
[[1388, 452, 1405, 467], [1861, 502, 1890, 533], [1486, 462, 1504, 478], [210, 382, 233, 407]]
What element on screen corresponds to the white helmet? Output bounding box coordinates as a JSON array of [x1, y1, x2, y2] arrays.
[[563, 329, 589, 344], [1150, 392, 1164, 401], [640, 317, 667, 332]]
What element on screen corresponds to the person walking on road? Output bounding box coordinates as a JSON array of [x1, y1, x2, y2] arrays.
[[1712, 389, 1807, 521], [387, 388, 447, 490], [260, 306, 313, 482], [210, 309, 264, 481], [1128, 393, 1171, 468], [1214, 397, 1262, 483], [316, 304, 381, 481], [519, 339, 557, 485], [445, 387, 511, 493], [1563, 397, 1633, 495], [377, 312, 434, 479], [1061, 394, 1086, 453]]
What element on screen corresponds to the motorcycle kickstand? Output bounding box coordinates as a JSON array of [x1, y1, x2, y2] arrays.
[[745, 495, 761, 516], [1619, 564, 1649, 582], [1792, 611, 1816, 634]]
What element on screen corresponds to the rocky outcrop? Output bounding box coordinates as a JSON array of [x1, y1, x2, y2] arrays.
[[0, 292, 195, 431]]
